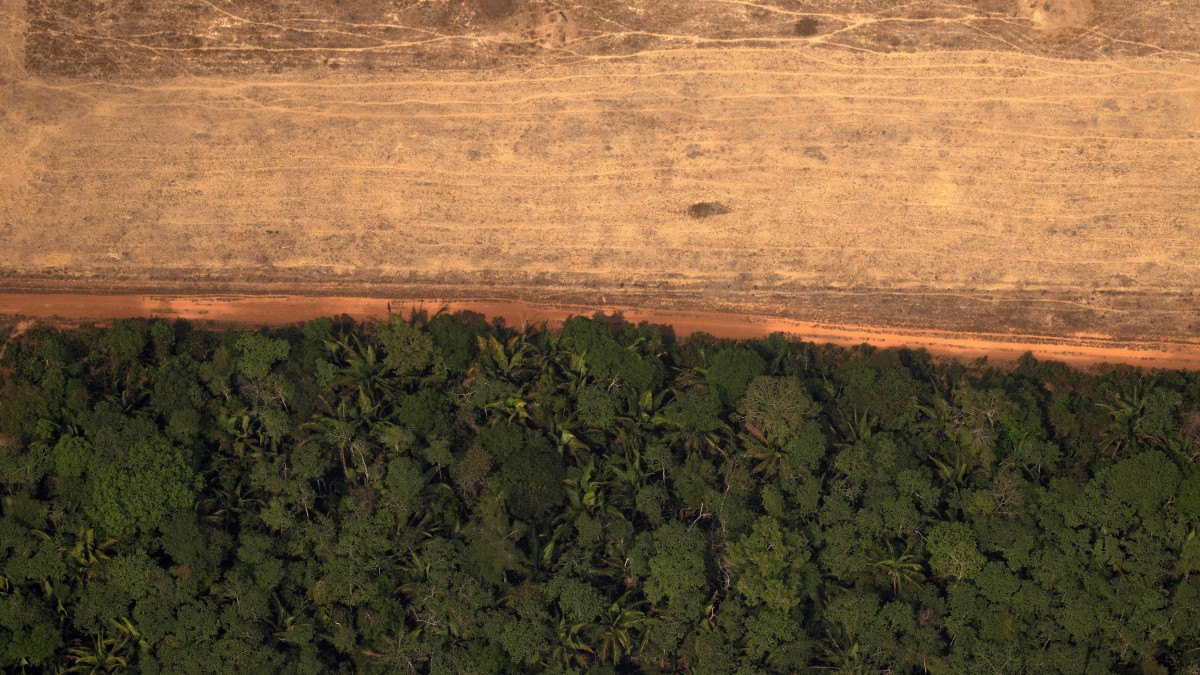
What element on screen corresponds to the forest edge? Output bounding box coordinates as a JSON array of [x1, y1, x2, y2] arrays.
[[1, 292, 1198, 372]]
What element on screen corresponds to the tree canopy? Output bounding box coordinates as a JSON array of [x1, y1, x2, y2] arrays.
[[1, 315, 1200, 673]]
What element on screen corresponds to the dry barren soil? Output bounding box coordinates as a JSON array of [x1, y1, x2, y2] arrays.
[[1, 0, 1199, 366]]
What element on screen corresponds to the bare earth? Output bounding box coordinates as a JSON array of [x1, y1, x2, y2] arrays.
[[1, 0, 1199, 366], [5, 292, 1200, 371]]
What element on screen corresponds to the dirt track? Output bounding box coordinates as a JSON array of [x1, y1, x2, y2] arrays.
[[3, 292, 1198, 371], [2, 0, 1199, 364]]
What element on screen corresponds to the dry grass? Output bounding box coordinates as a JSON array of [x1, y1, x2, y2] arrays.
[[2, 0, 1199, 346]]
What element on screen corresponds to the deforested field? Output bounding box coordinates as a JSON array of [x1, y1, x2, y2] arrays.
[[1, 0, 1199, 361]]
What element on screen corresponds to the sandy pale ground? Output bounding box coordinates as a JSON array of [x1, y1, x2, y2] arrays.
[[1, 0, 1199, 365]]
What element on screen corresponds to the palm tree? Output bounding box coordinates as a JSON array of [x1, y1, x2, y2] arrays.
[[617, 389, 672, 436], [605, 444, 648, 512], [103, 388, 150, 417], [862, 545, 924, 596], [671, 365, 708, 392], [661, 416, 733, 461], [549, 616, 594, 670], [359, 625, 428, 674], [1097, 380, 1154, 459], [328, 335, 395, 402], [591, 596, 650, 664], [917, 386, 994, 489], [395, 548, 432, 600], [562, 455, 615, 521], [533, 322, 586, 391], [834, 409, 876, 447], [302, 393, 382, 480], [741, 436, 785, 478], [64, 635, 127, 674], [216, 402, 286, 466], [267, 593, 313, 643], [62, 527, 118, 570], [482, 391, 534, 424], [216, 406, 266, 457], [64, 618, 147, 673], [475, 333, 531, 382], [197, 475, 262, 525], [821, 627, 868, 675], [1159, 427, 1200, 463], [545, 411, 589, 460], [30, 526, 118, 590], [916, 389, 964, 445]]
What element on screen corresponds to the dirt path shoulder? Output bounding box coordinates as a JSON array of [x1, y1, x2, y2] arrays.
[[2, 292, 1197, 371]]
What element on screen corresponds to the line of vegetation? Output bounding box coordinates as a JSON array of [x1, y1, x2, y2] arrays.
[[1, 313, 1198, 674]]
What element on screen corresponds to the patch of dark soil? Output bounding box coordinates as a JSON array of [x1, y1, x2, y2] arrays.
[[794, 18, 820, 36], [687, 202, 729, 219]]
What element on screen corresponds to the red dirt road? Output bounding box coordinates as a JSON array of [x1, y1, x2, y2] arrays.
[[2, 292, 1198, 371]]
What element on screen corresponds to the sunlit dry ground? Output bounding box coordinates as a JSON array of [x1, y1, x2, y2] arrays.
[[1, 0, 1199, 348]]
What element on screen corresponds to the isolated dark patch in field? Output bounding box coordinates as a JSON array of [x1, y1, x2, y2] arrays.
[[688, 202, 729, 219], [794, 18, 820, 36], [477, 0, 517, 20]]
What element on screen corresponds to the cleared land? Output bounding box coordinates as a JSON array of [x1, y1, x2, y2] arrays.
[[1, 0, 1199, 364]]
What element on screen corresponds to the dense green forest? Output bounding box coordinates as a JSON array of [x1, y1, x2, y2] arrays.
[[2, 313, 1200, 674]]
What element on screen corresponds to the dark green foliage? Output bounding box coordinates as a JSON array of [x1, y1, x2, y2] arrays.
[[394, 388, 453, 441], [377, 315, 434, 376], [234, 332, 290, 380], [478, 422, 524, 463], [50, 436, 91, 478], [384, 456, 424, 520], [705, 347, 766, 404], [95, 319, 148, 373], [560, 316, 664, 390], [837, 358, 921, 431], [427, 313, 474, 372], [86, 438, 198, 540], [2, 314, 1200, 673], [496, 432, 564, 522], [1178, 472, 1200, 518], [740, 376, 819, 444], [1106, 450, 1180, 514], [576, 384, 619, 431], [661, 386, 722, 432], [725, 516, 808, 611], [926, 521, 985, 581]]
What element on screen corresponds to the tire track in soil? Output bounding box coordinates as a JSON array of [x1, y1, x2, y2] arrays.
[[4, 0, 1200, 356]]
